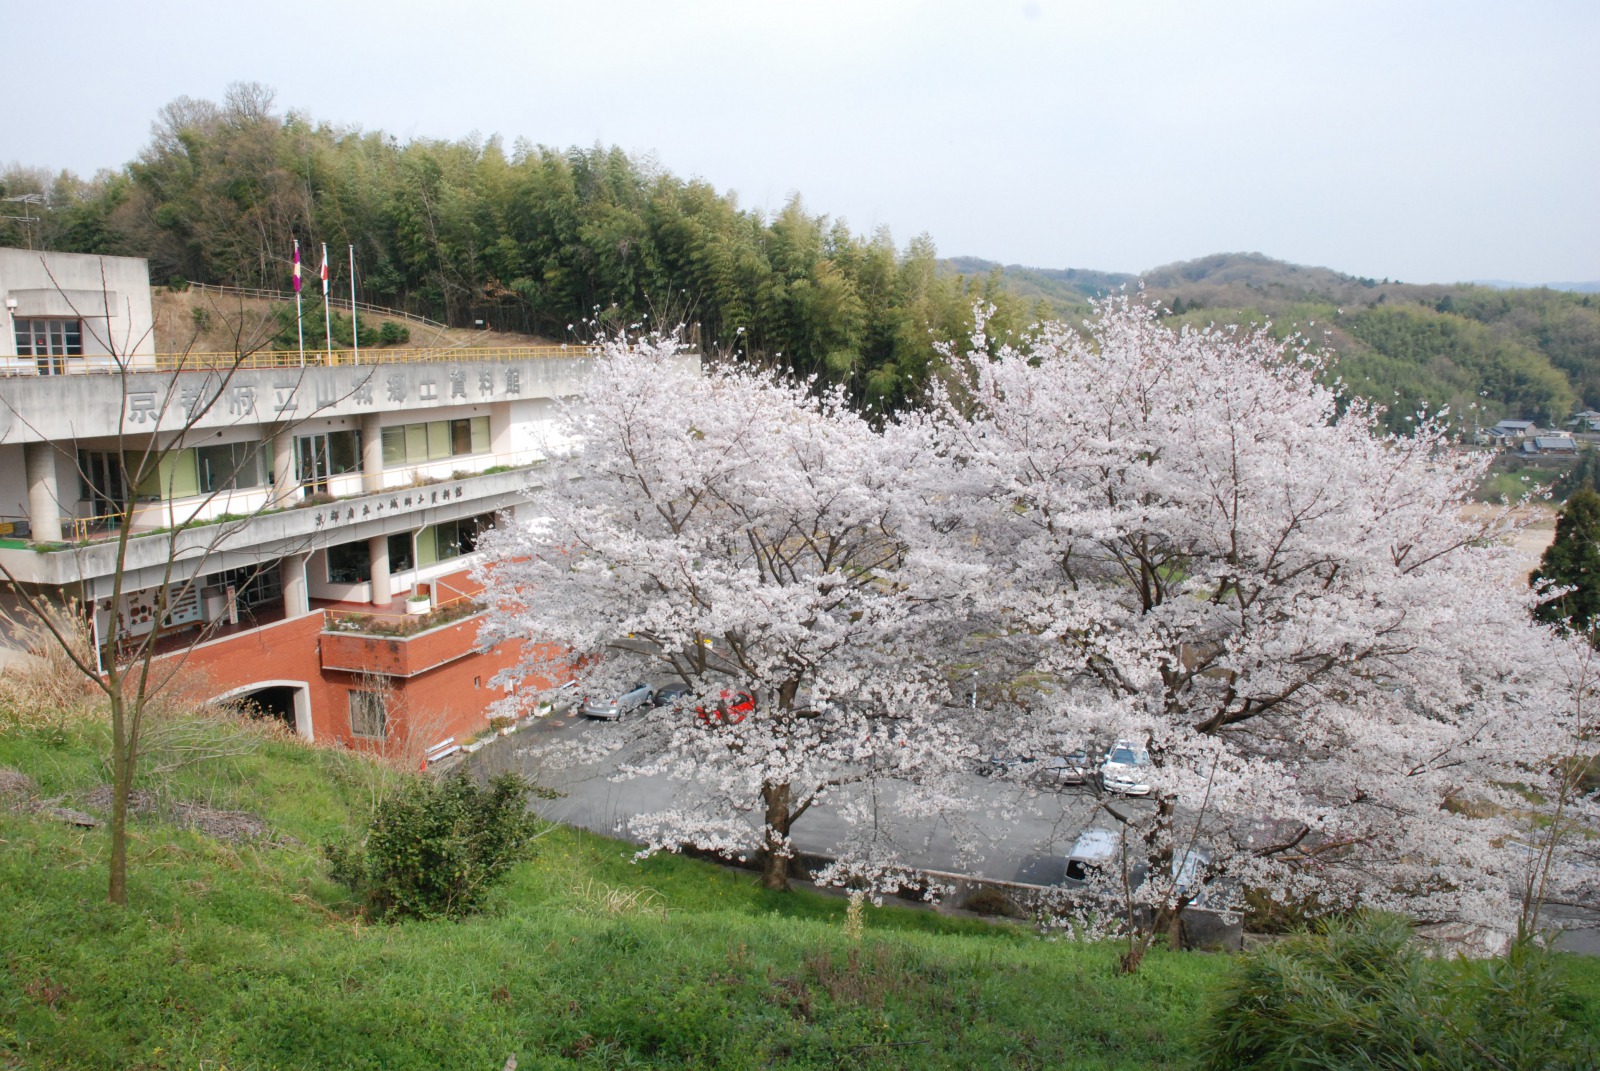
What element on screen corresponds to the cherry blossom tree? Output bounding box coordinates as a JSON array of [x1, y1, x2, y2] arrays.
[[477, 334, 973, 891], [923, 298, 1587, 965]]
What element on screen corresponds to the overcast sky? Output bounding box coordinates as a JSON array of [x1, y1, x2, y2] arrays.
[[10, 0, 1598, 284]]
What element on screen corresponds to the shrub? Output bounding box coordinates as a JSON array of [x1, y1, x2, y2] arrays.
[[378, 320, 410, 345], [325, 772, 542, 921], [1200, 912, 1594, 1070]]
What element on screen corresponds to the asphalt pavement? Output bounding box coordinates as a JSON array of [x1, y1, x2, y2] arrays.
[[484, 702, 1600, 954], [497, 703, 1109, 886]]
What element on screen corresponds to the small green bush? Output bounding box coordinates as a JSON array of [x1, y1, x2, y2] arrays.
[[326, 772, 542, 921], [378, 320, 410, 345], [1201, 912, 1594, 1070]]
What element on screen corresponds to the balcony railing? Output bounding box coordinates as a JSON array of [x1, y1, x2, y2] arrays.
[[0, 345, 600, 377], [0, 454, 542, 549]]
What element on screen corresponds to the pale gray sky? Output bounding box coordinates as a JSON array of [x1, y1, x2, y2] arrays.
[[10, 0, 1598, 283]]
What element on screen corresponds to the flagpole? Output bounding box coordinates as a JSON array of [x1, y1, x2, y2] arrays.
[[349, 243, 360, 365], [321, 242, 333, 366], [293, 239, 305, 367]]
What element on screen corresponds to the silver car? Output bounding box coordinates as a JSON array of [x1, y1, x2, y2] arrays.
[[1099, 740, 1152, 796], [579, 681, 655, 720]]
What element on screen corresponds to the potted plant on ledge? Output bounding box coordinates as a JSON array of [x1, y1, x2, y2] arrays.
[[405, 585, 432, 616]]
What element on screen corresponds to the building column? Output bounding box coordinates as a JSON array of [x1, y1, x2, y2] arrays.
[[360, 413, 385, 494], [24, 442, 63, 543], [281, 552, 310, 618], [368, 534, 391, 607], [270, 426, 297, 505]]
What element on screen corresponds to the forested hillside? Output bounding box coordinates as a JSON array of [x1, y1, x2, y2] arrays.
[[0, 85, 1045, 411], [4, 84, 1598, 426], [961, 252, 1600, 432]]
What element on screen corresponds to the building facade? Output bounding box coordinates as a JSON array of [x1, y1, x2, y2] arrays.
[[0, 249, 678, 759]]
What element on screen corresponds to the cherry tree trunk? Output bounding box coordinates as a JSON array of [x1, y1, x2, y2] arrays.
[[759, 782, 794, 892]]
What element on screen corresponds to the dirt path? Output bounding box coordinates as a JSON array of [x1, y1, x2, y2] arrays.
[[1460, 502, 1556, 575]]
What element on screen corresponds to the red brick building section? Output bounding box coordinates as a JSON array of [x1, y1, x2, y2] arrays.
[[166, 568, 542, 760]]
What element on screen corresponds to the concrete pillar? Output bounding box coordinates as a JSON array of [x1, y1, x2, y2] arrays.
[[24, 442, 63, 543], [368, 534, 391, 607], [281, 552, 310, 618], [270, 426, 297, 505], [360, 413, 385, 493]]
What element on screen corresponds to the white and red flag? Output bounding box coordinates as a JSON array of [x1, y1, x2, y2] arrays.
[[320, 243, 330, 296], [292, 240, 302, 293]]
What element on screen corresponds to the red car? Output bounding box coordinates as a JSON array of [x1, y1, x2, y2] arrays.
[[697, 690, 754, 725]]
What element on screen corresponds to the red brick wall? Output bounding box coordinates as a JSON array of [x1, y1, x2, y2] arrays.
[[170, 608, 534, 760]]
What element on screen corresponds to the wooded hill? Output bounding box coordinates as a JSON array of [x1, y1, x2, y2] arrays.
[[952, 252, 1600, 434], [4, 83, 1597, 427]]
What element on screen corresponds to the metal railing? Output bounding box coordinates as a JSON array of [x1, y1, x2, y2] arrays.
[[151, 344, 595, 372], [323, 592, 485, 637], [0, 344, 601, 376], [1, 453, 542, 548], [183, 281, 448, 329]]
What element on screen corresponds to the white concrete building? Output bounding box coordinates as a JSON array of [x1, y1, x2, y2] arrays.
[[0, 249, 692, 748]]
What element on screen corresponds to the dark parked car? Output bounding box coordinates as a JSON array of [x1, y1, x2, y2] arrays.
[[1032, 750, 1094, 786], [579, 681, 655, 720], [652, 682, 692, 706], [976, 753, 1036, 777]]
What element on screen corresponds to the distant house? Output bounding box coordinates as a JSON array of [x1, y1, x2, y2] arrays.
[[1522, 435, 1578, 455], [1570, 410, 1600, 432], [1489, 419, 1539, 442]]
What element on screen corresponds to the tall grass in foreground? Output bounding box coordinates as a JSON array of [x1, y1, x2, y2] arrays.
[[1201, 912, 1597, 1071]]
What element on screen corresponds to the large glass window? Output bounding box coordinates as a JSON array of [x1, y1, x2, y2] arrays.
[[326, 430, 361, 475], [380, 417, 492, 466], [381, 426, 407, 465], [326, 540, 371, 584], [387, 532, 415, 572], [422, 513, 494, 565], [206, 564, 282, 608], [348, 690, 386, 738], [197, 442, 263, 493], [15, 318, 82, 374], [78, 450, 129, 514], [296, 430, 362, 495]]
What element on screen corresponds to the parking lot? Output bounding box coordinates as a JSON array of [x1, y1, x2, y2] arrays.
[[497, 702, 1133, 886], [484, 698, 1600, 954]]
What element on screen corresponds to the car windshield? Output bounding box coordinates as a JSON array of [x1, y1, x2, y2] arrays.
[[1110, 747, 1139, 765]]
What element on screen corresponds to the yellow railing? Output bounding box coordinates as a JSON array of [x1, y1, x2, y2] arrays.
[[149, 344, 597, 372], [323, 590, 484, 636]]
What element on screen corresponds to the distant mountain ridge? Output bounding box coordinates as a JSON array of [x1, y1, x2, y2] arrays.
[[942, 252, 1600, 434]]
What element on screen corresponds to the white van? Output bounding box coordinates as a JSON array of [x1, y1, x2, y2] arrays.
[[1063, 828, 1122, 886]]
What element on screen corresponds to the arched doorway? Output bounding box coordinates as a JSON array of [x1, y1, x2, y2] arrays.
[[239, 685, 297, 727], [213, 681, 313, 741]]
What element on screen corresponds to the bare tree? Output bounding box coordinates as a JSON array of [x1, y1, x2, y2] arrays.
[[0, 255, 354, 904]]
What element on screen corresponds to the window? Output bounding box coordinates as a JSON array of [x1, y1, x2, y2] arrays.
[[387, 532, 415, 572], [326, 430, 361, 475], [78, 450, 129, 513], [15, 318, 82, 374], [348, 690, 386, 738], [421, 513, 494, 565], [197, 442, 263, 493], [205, 564, 282, 608], [296, 430, 362, 494], [326, 540, 371, 584], [380, 417, 492, 466], [381, 426, 407, 465]]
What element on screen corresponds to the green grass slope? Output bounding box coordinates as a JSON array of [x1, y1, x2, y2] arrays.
[[2, 710, 1597, 1070], [0, 712, 1221, 1070]]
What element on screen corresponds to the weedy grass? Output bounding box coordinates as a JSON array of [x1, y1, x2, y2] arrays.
[[1, 711, 1596, 1070]]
